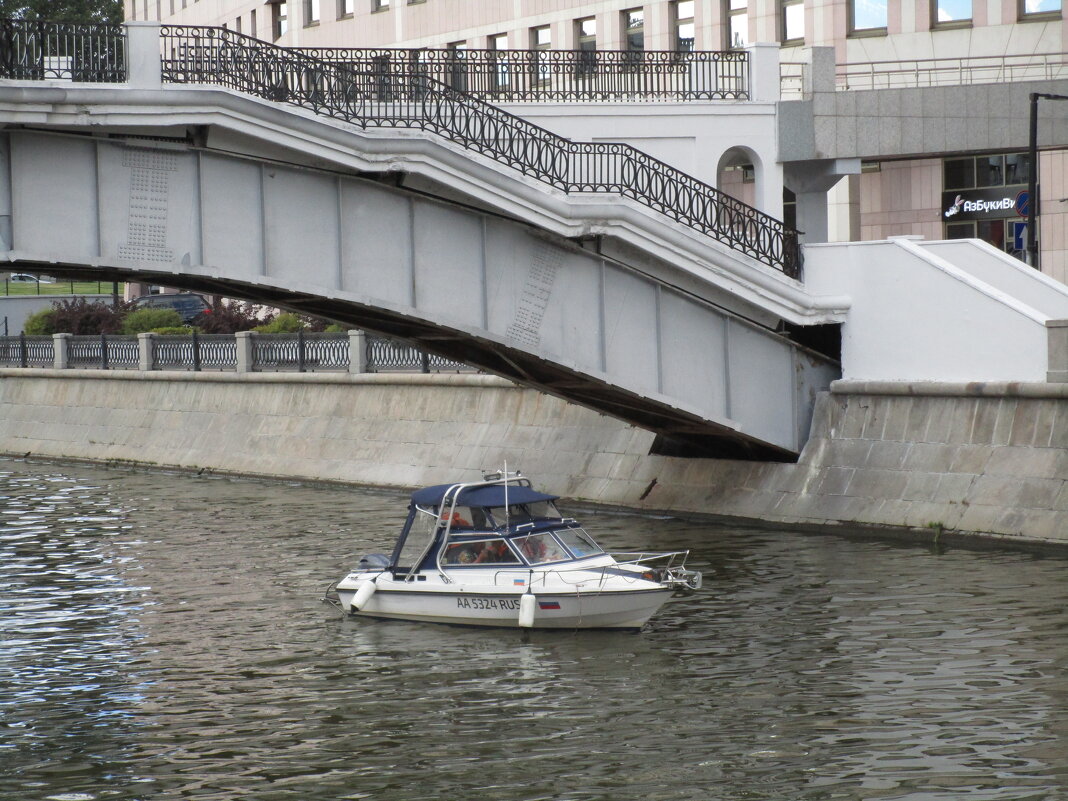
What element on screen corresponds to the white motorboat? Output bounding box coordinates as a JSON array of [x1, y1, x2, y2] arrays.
[[329, 472, 702, 630]]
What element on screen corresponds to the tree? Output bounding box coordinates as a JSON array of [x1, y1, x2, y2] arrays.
[[0, 0, 124, 24]]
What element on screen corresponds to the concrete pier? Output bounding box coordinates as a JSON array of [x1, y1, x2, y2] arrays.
[[0, 369, 1064, 546]]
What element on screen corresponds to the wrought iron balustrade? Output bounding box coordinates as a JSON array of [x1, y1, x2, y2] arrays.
[[0, 18, 126, 82], [0, 334, 53, 367], [68, 334, 138, 369], [158, 26, 800, 278], [154, 333, 237, 370], [250, 331, 348, 372], [364, 335, 470, 373], [299, 46, 749, 102]]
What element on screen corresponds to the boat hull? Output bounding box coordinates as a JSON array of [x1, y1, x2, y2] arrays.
[[337, 585, 671, 630]]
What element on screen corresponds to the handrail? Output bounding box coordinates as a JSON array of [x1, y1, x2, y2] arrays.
[[837, 51, 1068, 91], [0, 18, 126, 82], [297, 45, 749, 102], [157, 25, 801, 278]]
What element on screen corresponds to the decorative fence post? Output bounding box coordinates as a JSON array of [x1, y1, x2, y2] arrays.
[[348, 330, 366, 374], [53, 333, 70, 369], [99, 332, 109, 370], [18, 332, 27, 368], [297, 328, 306, 373], [191, 330, 201, 371], [236, 331, 253, 373], [137, 333, 155, 371]]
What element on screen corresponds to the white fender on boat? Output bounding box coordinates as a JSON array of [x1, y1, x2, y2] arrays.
[[352, 579, 378, 611], [518, 592, 536, 628]]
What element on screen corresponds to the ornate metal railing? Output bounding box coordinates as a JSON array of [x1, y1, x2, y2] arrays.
[[154, 333, 237, 370], [0, 18, 126, 82], [68, 334, 138, 369], [251, 331, 349, 371], [158, 26, 801, 278], [299, 46, 749, 102], [0, 334, 53, 366], [364, 335, 468, 373]]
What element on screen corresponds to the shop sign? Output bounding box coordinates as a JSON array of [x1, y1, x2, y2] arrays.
[[942, 185, 1030, 221]]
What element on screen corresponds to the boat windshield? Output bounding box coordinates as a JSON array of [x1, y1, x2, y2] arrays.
[[395, 506, 439, 569], [442, 537, 522, 565], [513, 532, 571, 565], [435, 505, 488, 530], [555, 528, 603, 558]]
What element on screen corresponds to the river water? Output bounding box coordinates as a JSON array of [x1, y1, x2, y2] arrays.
[[3, 458, 1068, 801]]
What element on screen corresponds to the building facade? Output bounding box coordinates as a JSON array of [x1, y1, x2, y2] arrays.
[[127, 0, 1068, 282]]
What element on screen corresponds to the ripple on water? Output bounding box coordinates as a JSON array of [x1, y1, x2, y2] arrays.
[[3, 460, 1068, 800]]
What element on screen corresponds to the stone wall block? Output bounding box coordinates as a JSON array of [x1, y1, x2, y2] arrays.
[[1009, 400, 1042, 446], [822, 438, 874, 468], [849, 468, 909, 500], [922, 397, 956, 444], [985, 446, 1065, 479], [836, 396, 868, 439], [968, 475, 1029, 508], [816, 466, 854, 496], [932, 473, 977, 504], [946, 398, 979, 445], [859, 397, 888, 440], [1016, 478, 1065, 510], [864, 440, 911, 470], [968, 398, 1001, 445], [1047, 319, 1068, 382], [990, 398, 1017, 446], [902, 441, 956, 473], [901, 471, 943, 502], [880, 397, 911, 441], [948, 444, 994, 475]]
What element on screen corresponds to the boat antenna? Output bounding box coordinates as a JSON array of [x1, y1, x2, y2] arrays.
[[503, 461, 509, 529]]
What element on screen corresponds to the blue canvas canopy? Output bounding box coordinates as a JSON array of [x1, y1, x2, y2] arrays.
[[410, 483, 558, 508]]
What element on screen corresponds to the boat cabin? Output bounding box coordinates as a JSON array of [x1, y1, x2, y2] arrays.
[[387, 478, 604, 578]]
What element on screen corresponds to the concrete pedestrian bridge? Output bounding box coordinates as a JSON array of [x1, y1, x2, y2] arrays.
[[2, 21, 1067, 463]]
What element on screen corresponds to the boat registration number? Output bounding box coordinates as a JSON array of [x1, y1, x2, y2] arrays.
[[457, 597, 521, 611]]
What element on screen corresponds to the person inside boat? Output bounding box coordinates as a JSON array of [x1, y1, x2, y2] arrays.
[[474, 538, 513, 564], [438, 507, 471, 528]]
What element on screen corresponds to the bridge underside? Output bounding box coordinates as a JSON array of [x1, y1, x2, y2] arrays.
[[0, 121, 837, 461]]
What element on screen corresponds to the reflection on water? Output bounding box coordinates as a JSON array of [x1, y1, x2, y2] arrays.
[[3, 458, 1068, 800]]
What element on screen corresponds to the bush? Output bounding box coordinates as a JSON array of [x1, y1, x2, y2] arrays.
[[23, 307, 56, 335], [47, 297, 129, 334], [121, 307, 182, 334], [151, 326, 198, 335], [196, 300, 276, 334], [253, 312, 306, 334]]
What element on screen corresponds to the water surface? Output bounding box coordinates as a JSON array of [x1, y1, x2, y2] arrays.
[[2, 458, 1068, 800]]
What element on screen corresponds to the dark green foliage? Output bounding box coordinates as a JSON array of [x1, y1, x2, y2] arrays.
[[0, 0, 124, 24], [253, 312, 305, 334]]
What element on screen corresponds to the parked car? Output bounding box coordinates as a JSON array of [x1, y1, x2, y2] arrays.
[[9, 273, 54, 283], [131, 293, 212, 323]]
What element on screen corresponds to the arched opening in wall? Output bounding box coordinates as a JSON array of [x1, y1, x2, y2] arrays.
[[717, 147, 757, 208]]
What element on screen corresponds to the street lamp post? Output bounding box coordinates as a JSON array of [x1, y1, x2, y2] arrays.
[[1026, 92, 1068, 271]]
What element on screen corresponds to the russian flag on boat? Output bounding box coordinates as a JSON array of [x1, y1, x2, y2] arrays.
[[513, 579, 525, 586], [538, 601, 561, 610]]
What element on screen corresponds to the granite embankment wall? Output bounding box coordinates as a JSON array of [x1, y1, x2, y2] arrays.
[[0, 369, 1065, 546]]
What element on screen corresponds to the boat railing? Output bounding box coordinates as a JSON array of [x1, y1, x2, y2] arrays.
[[491, 549, 692, 589]]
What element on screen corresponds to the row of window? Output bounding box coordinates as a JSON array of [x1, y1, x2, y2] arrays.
[[145, 0, 1064, 49]]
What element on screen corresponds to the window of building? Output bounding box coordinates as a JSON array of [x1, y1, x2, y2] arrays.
[[250, 8, 257, 36], [623, 8, 645, 51], [531, 25, 551, 49], [447, 40, 467, 91], [1019, 0, 1061, 19], [850, 0, 887, 33], [673, 1, 695, 51], [372, 0, 389, 11], [727, 0, 748, 48], [575, 16, 596, 76], [576, 16, 597, 50], [934, 0, 972, 26], [305, 0, 319, 25], [273, 1, 288, 39], [235, 15, 242, 32], [339, 0, 353, 17], [781, 0, 803, 43], [943, 152, 1032, 260], [488, 33, 508, 50]]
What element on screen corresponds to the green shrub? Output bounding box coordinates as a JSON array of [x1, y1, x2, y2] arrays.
[[253, 312, 305, 334], [122, 308, 182, 334], [324, 323, 347, 333], [151, 326, 198, 335], [23, 307, 56, 335]]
